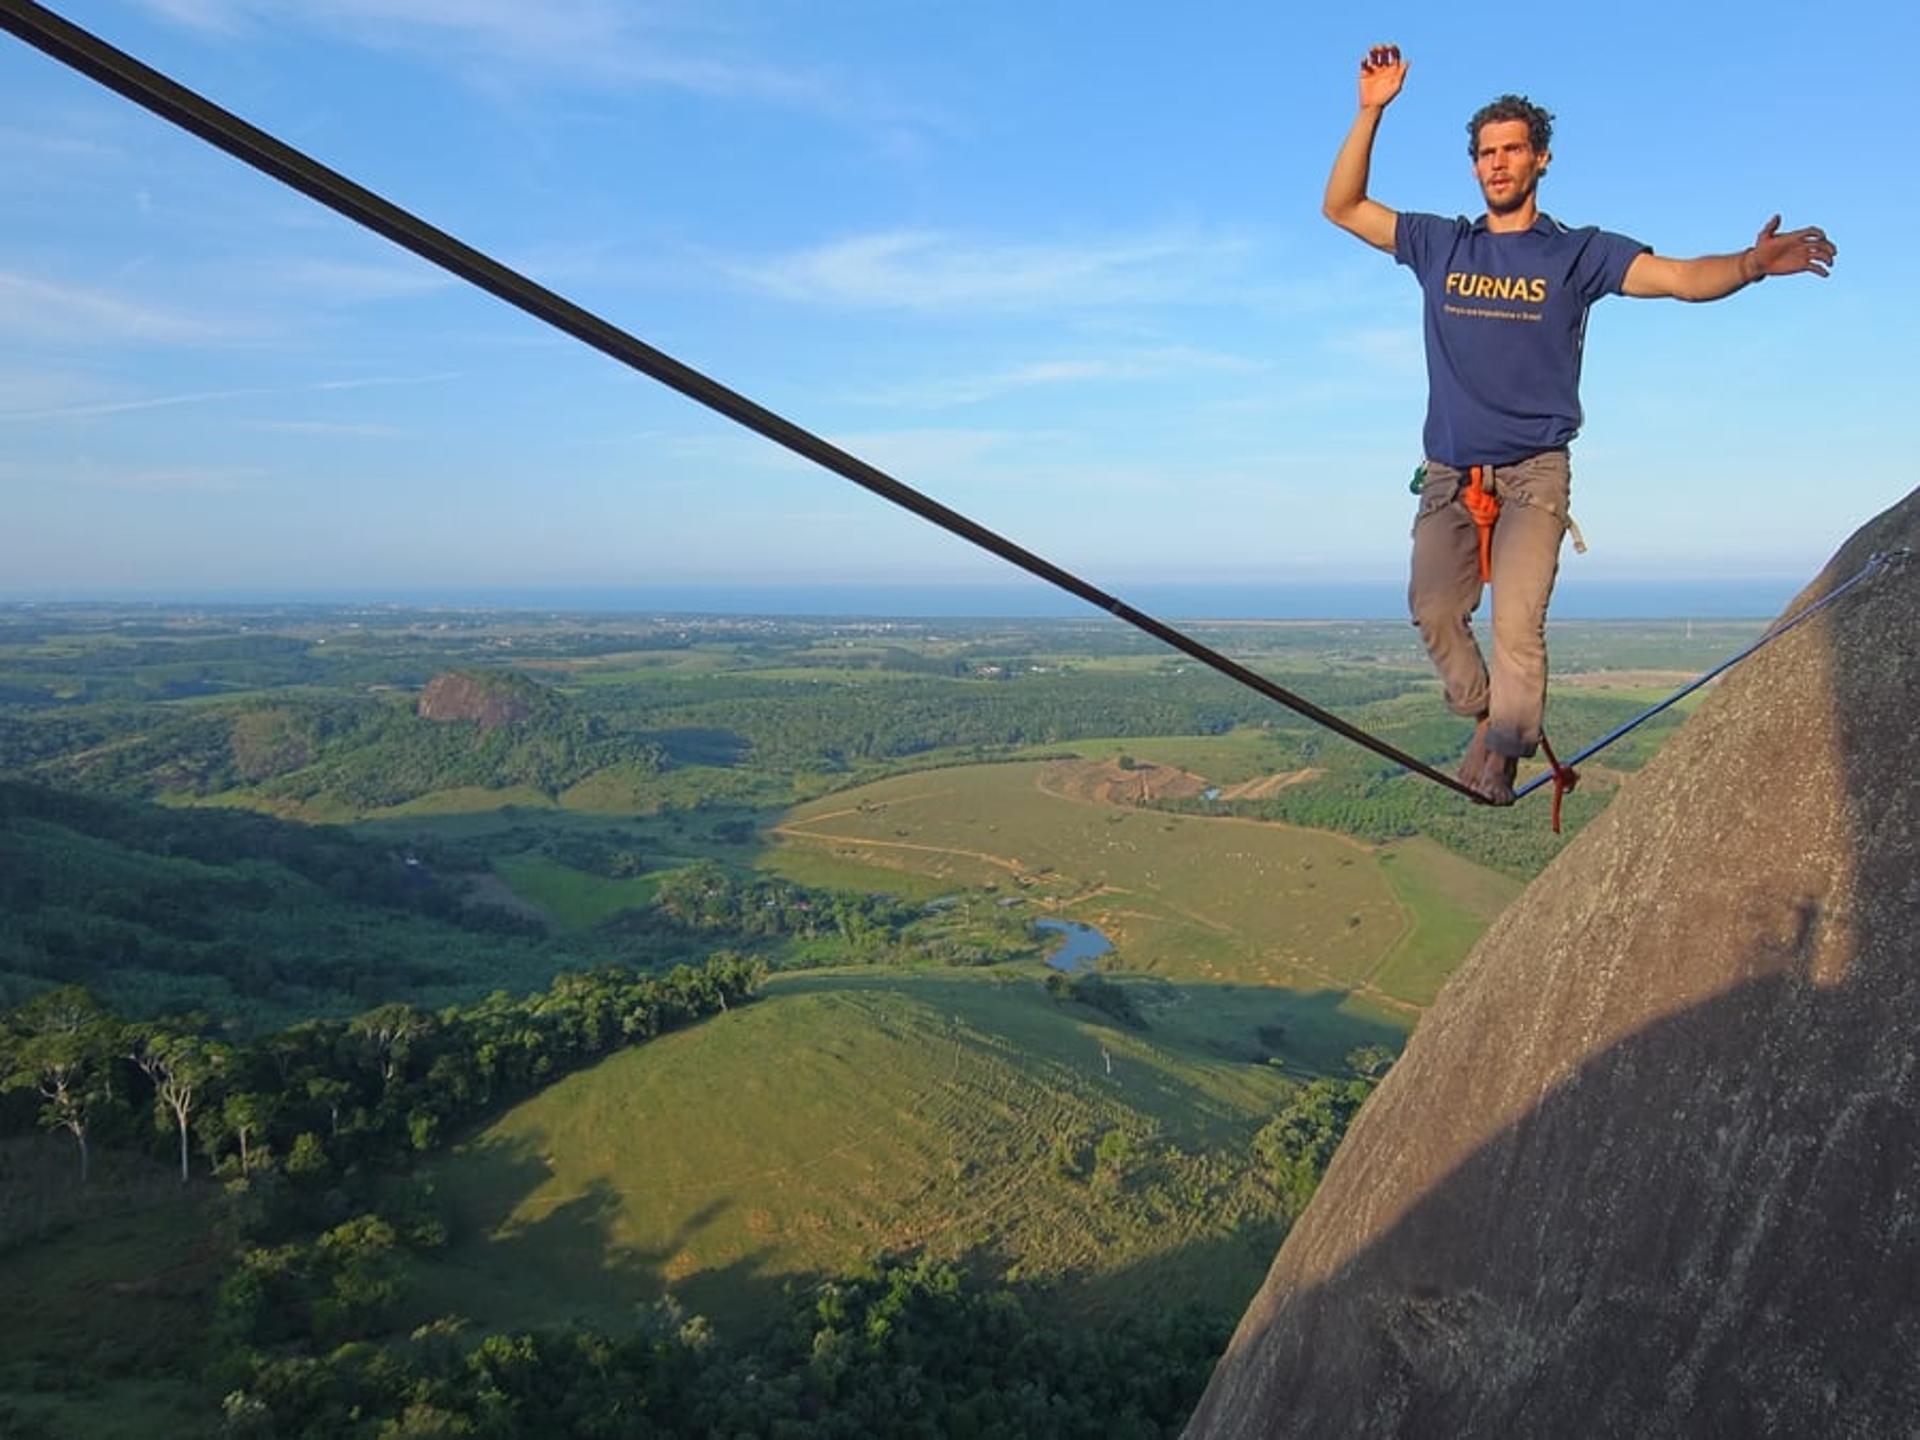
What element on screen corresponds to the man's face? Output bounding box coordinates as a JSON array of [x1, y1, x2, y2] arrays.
[[1473, 119, 1548, 215]]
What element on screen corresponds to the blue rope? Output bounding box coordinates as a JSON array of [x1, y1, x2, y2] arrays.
[[1516, 548, 1909, 802]]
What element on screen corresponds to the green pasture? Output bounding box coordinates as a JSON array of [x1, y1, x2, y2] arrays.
[[1000, 728, 1297, 785], [546, 648, 748, 676], [1117, 974, 1407, 1076], [755, 842, 958, 903], [1368, 836, 1523, 1006], [418, 967, 1331, 1337], [490, 854, 661, 933], [558, 654, 755, 685], [1047, 655, 1171, 674], [769, 759, 1493, 1008], [739, 666, 943, 684], [367, 783, 559, 818]]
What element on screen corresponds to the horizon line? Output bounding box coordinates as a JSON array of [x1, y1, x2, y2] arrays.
[[0, 575, 1800, 624]]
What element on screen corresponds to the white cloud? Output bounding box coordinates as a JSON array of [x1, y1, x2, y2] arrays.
[[821, 428, 1022, 480], [645, 425, 1024, 482], [0, 369, 111, 416], [859, 345, 1264, 407], [0, 372, 459, 423], [133, 0, 247, 31], [722, 229, 1254, 313], [244, 257, 456, 305], [0, 270, 238, 345], [131, 0, 855, 112], [240, 419, 405, 437], [40, 460, 268, 494], [0, 125, 122, 165]]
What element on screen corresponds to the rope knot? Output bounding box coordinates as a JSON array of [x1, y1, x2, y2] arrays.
[[1537, 733, 1578, 834]]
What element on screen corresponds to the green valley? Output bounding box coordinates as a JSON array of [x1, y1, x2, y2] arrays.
[[0, 601, 1744, 1435]]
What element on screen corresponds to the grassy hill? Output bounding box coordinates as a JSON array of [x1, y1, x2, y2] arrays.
[[418, 965, 1338, 1337]]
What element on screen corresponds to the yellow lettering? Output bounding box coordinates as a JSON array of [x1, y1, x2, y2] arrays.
[[1441, 273, 1548, 306]]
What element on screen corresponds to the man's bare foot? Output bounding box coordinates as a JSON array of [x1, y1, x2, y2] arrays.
[[1457, 717, 1492, 789], [1478, 751, 1518, 806], [1456, 718, 1517, 804]]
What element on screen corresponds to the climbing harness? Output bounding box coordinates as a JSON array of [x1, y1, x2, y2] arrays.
[[3, 0, 1897, 830]]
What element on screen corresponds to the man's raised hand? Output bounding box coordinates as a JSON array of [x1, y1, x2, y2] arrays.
[[1358, 44, 1407, 111], [1748, 215, 1837, 279]]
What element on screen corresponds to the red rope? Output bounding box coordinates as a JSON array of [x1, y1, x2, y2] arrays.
[[1462, 465, 1500, 583], [1537, 733, 1578, 834]]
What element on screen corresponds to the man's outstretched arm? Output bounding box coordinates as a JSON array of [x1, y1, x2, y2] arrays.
[[1322, 44, 1406, 254], [1623, 215, 1837, 300]]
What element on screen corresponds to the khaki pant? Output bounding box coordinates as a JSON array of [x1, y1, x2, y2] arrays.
[[1407, 449, 1571, 759]]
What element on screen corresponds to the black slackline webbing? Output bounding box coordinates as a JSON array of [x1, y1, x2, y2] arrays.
[[0, 0, 1495, 798]]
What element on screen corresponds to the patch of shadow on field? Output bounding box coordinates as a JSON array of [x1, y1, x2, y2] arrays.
[[1056, 1218, 1294, 1323], [1139, 983, 1409, 1075], [433, 1133, 792, 1334], [637, 727, 749, 766]]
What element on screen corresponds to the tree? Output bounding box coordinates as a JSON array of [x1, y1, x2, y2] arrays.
[[285, 1131, 331, 1181], [2, 986, 118, 1183], [1253, 1075, 1376, 1212], [306, 1074, 354, 1136], [313, 1214, 403, 1340], [350, 1004, 427, 1090], [1347, 1043, 1397, 1079], [223, 1091, 276, 1175], [131, 1028, 226, 1182]]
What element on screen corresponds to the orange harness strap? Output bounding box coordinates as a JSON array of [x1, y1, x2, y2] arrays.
[[1461, 464, 1500, 582]]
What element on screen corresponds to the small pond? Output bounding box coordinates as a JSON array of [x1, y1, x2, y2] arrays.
[[1036, 917, 1114, 973]]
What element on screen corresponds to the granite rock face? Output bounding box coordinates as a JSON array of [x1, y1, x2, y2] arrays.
[[1187, 492, 1919, 1439], [416, 671, 541, 731]]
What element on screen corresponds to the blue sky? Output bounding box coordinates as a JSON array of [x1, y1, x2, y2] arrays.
[[2, 0, 1913, 611]]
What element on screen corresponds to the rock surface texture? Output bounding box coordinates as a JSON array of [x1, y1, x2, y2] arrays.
[[416, 671, 538, 731], [1187, 492, 1919, 1439]]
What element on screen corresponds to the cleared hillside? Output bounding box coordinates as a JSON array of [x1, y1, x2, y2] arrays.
[[419, 967, 1317, 1335]]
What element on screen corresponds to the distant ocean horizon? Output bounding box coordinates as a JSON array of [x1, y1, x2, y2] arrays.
[[3, 577, 1805, 620]]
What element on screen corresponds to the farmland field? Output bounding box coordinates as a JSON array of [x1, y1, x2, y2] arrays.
[[767, 758, 1517, 1014]]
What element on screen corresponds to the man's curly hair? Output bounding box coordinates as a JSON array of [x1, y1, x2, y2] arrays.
[[1467, 95, 1553, 157]]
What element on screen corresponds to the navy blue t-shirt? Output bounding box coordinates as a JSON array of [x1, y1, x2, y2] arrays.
[[1394, 211, 1648, 467]]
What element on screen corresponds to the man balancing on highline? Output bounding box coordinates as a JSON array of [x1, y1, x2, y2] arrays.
[[1323, 44, 1836, 804]]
